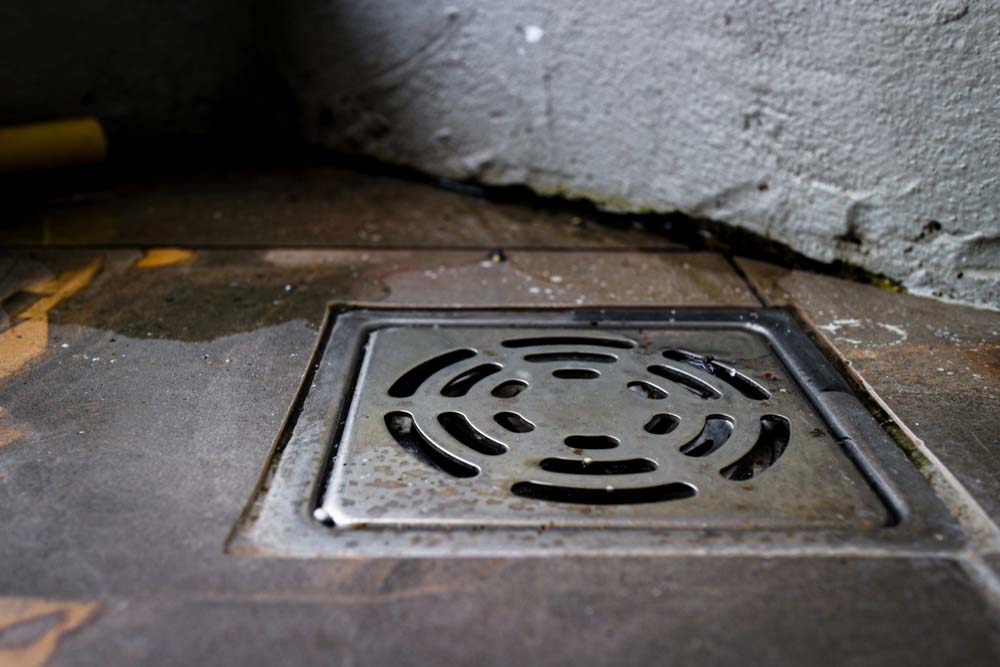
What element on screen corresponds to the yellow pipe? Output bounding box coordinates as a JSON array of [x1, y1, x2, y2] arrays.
[[0, 117, 107, 174]]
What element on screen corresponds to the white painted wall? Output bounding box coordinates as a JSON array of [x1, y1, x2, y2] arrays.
[[272, 0, 1000, 307]]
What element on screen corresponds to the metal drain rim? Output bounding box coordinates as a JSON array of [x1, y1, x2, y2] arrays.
[[229, 306, 964, 558]]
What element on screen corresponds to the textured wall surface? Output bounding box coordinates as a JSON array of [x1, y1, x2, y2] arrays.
[[2, 1, 997, 307], [270, 1, 1000, 308]]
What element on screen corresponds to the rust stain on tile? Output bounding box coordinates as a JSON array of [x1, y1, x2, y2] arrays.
[[0, 258, 103, 379], [0, 597, 99, 667], [134, 248, 194, 268], [0, 408, 23, 449], [0, 320, 48, 382]]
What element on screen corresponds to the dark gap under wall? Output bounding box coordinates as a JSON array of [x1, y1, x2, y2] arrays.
[[0, 140, 903, 295], [322, 149, 904, 293]]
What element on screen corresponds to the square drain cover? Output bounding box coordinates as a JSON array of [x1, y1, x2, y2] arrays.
[[233, 307, 960, 557]]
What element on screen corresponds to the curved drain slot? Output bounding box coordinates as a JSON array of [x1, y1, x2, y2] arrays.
[[627, 381, 667, 399], [720, 415, 790, 480], [494, 411, 535, 433], [662, 349, 770, 400], [502, 336, 635, 349], [385, 411, 478, 478], [552, 368, 600, 379], [711, 363, 771, 401], [524, 352, 617, 364], [491, 380, 528, 398], [388, 349, 477, 398], [643, 413, 680, 435], [647, 365, 722, 400], [539, 457, 657, 475], [510, 481, 696, 505], [564, 435, 619, 450], [679, 415, 735, 457], [441, 363, 503, 397], [437, 412, 507, 456]]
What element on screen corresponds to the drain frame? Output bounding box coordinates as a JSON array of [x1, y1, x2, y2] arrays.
[[229, 306, 964, 558]]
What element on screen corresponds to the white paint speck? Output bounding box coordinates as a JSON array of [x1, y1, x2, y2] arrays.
[[878, 323, 907, 338], [818, 318, 863, 334], [524, 25, 544, 43]]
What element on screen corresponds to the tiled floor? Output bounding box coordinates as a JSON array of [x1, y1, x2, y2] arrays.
[[1, 165, 999, 665]]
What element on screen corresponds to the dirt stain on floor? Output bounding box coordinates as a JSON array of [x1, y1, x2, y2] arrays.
[[0, 597, 100, 667], [134, 248, 194, 268], [0, 257, 102, 379]]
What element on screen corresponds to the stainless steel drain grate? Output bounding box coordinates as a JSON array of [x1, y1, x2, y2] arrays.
[[232, 308, 961, 557], [326, 325, 886, 528]]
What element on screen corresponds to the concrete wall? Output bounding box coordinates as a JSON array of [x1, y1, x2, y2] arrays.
[[3, 1, 998, 307], [272, 0, 1000, 308]]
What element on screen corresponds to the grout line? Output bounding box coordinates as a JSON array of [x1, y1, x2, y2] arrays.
[[724, 255, 769, 306], [0, 243, 701, 253]]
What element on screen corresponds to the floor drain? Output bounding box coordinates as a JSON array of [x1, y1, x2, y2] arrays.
[[233, 307, 961, 557]]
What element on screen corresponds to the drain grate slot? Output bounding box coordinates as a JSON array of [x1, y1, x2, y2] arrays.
[[565, 435, 620, 450], [437, 412, 508, 456], [494, 411, 535, 433], [553, 368, 600, 379], [647, 364, 722, 400], [539, 457, 657, 475], [385, 411, 478, 478], [524, 352, 617, 364], [388, 348, 476, 398], [491, 380, 528, 398], [679, 415, 735, 457], [662, 349, 770, 400], [719, 415, 790, 480], [643, 414, 680, 435], [503, 336, 635, 349], [510, 481, 697, 505], [440, 363, 503, 397], [627, 381, 668, 399]]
